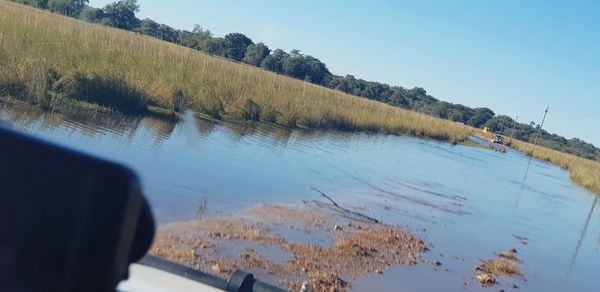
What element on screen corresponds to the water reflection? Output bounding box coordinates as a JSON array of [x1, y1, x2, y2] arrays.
[[142, 119, 176, 145], [568, 196, 598, 273], [513, 155, 534, 212], [2, 101, 600, 291], [0, 102, 146, 143], [195, 118, 216, 137], [0, 102, 214, 147]]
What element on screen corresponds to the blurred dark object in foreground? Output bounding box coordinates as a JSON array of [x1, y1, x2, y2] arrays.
[[0, 126, 286, 292], [0, 126, 155, 292]]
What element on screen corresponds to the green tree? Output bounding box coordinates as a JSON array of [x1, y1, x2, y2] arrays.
[[101, 0, 140, 30], [137, 18, 160, 36], [242, 42, 270, 66], [467, 107, 495, 128], [484, 115, 513, 132], [15, 0, 48, 8], [388, 89, 409, 108], [301, 55, 330, 84], [178, 25, 212, 50], [260, 49, 289, 73], [156, 24, 178, 43], [223, 33, 253, 61], [281, 53, 305, 79], [137, 19, 178, 43], [192, 25, 212, 38], [79, 6, 104, 22], [204, 38, 228, 56], [278, 50, 331, 84], [447, 110, 466, 123], [177, 30, 197, 48], [47, 0, 88, 17]]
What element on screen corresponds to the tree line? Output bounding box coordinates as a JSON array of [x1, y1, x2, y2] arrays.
[[12, 0, 600, 161]]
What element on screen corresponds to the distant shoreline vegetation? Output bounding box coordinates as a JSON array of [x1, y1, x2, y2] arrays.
[[4, 0, 600, 162]]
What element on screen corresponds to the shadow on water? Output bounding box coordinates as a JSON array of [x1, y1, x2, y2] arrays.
[[353, 176, 469, 215], [415, 138, 486, 163], [391, 179, 467, 201]]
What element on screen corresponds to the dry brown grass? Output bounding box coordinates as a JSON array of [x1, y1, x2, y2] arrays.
[[335, 238, 374, 257], [495, 251, 521, 262], [0, 1, 472, 141], [244, 204, 331, 226], [477, 258, 523, 277]]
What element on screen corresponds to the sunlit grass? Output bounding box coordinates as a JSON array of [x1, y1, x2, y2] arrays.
[[0, 1, 472, 142]]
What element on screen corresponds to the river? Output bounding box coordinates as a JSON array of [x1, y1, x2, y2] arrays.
[[1, 101, 598, 291]]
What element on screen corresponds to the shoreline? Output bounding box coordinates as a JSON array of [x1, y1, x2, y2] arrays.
[[3, 94, 599, 200], [150, 203, 430, 291], [150, 203, 527, 291]]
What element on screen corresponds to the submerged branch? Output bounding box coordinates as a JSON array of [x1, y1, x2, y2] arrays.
[[308, 187, 379, 224]]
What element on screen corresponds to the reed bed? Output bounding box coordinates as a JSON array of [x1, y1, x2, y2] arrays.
[[0, 2, 471, 141]]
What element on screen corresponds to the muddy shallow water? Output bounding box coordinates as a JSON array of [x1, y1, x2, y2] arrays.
[[1, 101, 599, 291]]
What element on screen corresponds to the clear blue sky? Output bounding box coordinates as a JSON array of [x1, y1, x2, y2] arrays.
[[91, 0, 600, 146]]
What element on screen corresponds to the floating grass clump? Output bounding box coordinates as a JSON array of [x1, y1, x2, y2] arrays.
[[477, 258, 522, 277], [0, 1, 471, 142]]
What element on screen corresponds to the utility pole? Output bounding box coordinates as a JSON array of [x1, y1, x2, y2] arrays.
[[509, 115, 518, 144], [531, 107, 549, 154]]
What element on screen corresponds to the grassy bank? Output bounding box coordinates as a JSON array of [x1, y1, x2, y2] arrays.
[[1, 2, 598, 197], [475, 131, 600, 196], [510, 139, 600, 195], [0, 1, 472, 142]]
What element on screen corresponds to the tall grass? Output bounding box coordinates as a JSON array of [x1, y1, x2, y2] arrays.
[[0, 1, 471, 141], [1, 2, 598, 197]]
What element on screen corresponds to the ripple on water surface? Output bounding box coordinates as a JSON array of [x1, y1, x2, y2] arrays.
[[1, 101, 599, 291]]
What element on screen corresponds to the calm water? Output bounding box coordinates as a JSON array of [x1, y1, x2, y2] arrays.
[[1, 102, 598, 291]]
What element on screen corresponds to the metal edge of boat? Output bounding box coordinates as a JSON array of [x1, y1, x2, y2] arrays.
[[118, 255, 288, 292]]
